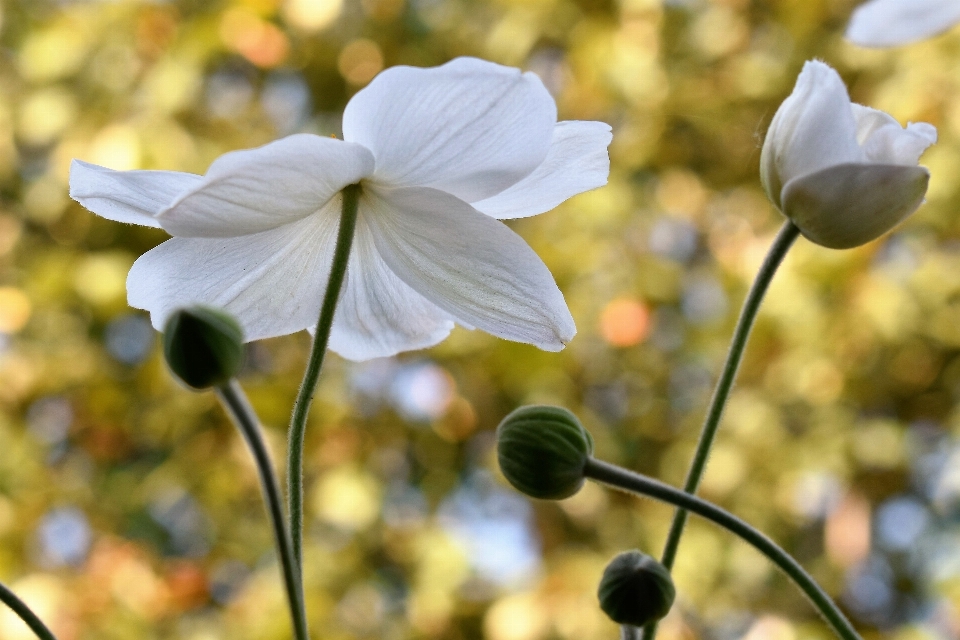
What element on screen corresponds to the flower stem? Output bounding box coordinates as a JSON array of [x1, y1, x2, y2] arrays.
[[0, 582, 57, 640], [641, 221, 800, 640], [216, 380, 309, 640], [287, 184, 361, 568], [584, 458, 861, 640]]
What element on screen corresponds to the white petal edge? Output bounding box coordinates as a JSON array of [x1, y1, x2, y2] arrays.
[[156, 135, 375, 238], [760, 60, 864, 208], [326, 215, 455, 361], [69, 159, 201, 228], [846, 0, 960, 48], [128, 197, 343, 340], [343, 57, 556, 202], [472, 121, 612, 219], [362, 185, 576, 351], [781, 163, 930, 249], [850, 104, 937, 166]]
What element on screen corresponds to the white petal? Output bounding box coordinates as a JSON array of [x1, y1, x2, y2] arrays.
[[760, 60, 864, 208], [781, 163, 930, 249], [156, 135, 374, 237], [472, 121, 612, 219], [846, 0, 960, 47], [851, 104, 937, 165], [69, 159, 200, 228], [362, 185, 575, 351], [342, 57, 556, 202], [128, 198, 344, 340], [327, 217, 455, 361]]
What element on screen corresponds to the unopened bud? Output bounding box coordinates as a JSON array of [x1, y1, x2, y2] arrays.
[[163, 306, 244, 390], [597, 551, 675, 627], [496, 405, 593, 500]]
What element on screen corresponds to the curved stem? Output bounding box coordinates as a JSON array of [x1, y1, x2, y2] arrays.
[[642, 221, 800, 640], [0, 582, 57, 640], [584, 459, 861, 640], [216, 380, 309, 640], [287, 184, 360, 568]]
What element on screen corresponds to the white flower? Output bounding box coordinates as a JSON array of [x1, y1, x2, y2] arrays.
[[846, 0, 960, 48], [760, 60, 936, 249], [70, 57, 612, 360]]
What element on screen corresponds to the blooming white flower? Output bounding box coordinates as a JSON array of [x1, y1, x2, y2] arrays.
[[760, 60, 936, 249], [846, 0, 960, 48], [70, 57, 612, 360]]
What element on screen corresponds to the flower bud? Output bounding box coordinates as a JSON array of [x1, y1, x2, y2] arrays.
[[163, 306, 244, 390], [496, 405, 593, 500], [760, 60, 936, 249], [597, 551, 676, 627]]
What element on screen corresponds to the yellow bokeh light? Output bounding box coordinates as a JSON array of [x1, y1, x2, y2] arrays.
[[742, 616, 796, 640], [18, 87, 77, 146], [283, 0, 343, 31], [311, 465, 381, 530], [484, 592, 548, 640], [19, 26, 87, 82], [72, 253, 132, 305], [88, 124, 141, 171], [24, 175, 68, 223], [338, 39, 384, 86], [0, 575, 63, 640], [0, 288, 31, 334]]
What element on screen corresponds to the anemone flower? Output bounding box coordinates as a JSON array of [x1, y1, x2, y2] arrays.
[[761, 60, 936, 249], [70, 57, 611, 360], [845, 0, 960, 48]]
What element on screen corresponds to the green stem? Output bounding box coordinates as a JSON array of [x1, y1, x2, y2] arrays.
[[642, 221, 799, 640], [585, 459, 861, 640], [216, 380, 309, 640], [0, 582, 57, 640], [287, 184, 360, 568]]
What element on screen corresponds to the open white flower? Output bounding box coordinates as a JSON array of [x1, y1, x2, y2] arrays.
[[70, 57, 611, 360], [846, 0, 960, 48], [760, 60, 936, 249]]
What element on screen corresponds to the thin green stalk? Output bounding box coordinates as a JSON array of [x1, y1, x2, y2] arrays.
[[0, 582, 57, 640], [287, 184, 360, 567], [216, 380, 309, 640], [585, 459, 861, 640], [642, 221, 800, 640]]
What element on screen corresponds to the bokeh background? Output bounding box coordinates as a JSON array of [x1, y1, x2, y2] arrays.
[[1, 0, 959, 638]]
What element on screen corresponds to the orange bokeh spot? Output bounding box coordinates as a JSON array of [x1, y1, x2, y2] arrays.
[[600, 297, 650, 347], [220, 8, 290, 68]]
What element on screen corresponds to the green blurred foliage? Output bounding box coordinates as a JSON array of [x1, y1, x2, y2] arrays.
[[0, 0, 959, 639]]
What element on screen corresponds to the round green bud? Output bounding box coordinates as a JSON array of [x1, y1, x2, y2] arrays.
[[597, 551, 676, 627], [496, 405, 594, 500], [163, 306, 244, 390]]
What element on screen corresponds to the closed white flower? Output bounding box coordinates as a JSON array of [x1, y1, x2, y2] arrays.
[[760, 60, 936, 249], [846, 0, 960, 48], [70, 57, 612, 360]]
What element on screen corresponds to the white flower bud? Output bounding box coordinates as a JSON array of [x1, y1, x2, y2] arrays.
[[760, 60, 937, 249]]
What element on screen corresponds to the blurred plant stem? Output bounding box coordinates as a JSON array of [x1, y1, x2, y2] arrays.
[[0, 582, 58, 640], [585, 458, 862, 640], [287, 184, 360, 568], [642, 221, 800, 640], [216, 380, 309, 640]]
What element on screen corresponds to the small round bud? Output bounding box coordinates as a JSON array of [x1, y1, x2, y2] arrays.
[[163, 306, 244, 390], [496, 405, 594, 500], [597, 551, 675, 627]]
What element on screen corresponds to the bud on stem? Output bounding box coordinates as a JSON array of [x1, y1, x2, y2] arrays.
[[163, 306, 244, 390]]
